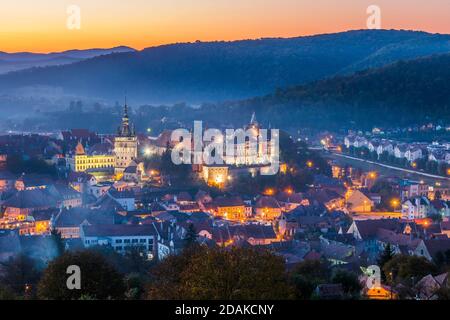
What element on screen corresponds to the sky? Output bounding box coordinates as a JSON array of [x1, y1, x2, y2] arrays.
[[1, 0, 449, 53]]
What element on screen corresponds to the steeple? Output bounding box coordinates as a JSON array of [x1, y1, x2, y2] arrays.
[[75, 141, 85, 155], [250, 112, 257, 125], [118, 99, 135, 137]]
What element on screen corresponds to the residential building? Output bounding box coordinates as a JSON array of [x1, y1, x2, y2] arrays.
[[80, 224, 156, 259]]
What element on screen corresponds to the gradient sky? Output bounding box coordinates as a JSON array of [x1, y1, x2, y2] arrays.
[[1, 0, 449, 53]]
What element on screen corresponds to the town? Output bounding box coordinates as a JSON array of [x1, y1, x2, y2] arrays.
[[0, 103, 449, 300]]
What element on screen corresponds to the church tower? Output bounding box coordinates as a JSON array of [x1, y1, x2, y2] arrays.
[[114, 102, 138, 174]]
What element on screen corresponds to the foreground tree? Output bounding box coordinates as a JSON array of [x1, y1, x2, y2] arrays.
[[37, 250, 125, 300], [0, 254, 41, 298], [147, 246, 292, 299], [383, 255, 437, 286], [377, 243, 396, 280], [290, 259, 331, 299], [331, 269, 362, 298]]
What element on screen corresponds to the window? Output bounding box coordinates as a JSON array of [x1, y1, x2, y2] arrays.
[[124, 239, 131, 243], [132, 239, 138, 243], [115, 239, 122, 244], [139, 239, 146, 243], [116, 246, 123, 251]]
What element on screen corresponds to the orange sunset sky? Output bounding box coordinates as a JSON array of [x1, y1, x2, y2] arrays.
[[1, 0, 449, 53]]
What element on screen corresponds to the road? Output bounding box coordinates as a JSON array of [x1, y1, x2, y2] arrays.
[[324, 152, 450, 187]]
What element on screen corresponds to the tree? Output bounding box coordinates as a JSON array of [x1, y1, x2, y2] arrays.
[[331, 269, 362, 298], [0, 285, 17, 300], [146, 246, 292, 300], [377, 243, 395, 280], [0, 254, 41, 298], [184, 223, 198, 249], [383, 255, 437, 286], [37, 250, 125, 300], [50, 228, 65, 257], [290, 259, 330, 299]]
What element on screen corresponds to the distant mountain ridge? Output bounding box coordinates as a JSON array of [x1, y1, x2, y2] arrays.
[[202, 53, 450, 129], [0, 29, 449, 104], [0, 46, 135, 74]]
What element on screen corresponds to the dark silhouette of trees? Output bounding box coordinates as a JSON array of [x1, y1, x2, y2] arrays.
[[146, 246, 292, 300], [37, 250, 125, 300]]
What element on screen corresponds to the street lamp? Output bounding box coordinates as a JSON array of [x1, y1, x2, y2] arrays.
[[391, 198, 400, 211]]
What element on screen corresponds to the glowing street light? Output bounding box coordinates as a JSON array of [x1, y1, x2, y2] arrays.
[[143, 147, 152, 156], [264, 188, 275, 196], [306, 161, 313, 168], [391, 198, 400, 210]]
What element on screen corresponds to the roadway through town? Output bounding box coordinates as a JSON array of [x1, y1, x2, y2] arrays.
[[324, 152, 450, 187]]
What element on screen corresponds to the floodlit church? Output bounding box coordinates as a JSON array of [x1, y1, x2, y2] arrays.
[[114, 103, 138, 174], [66, 103, 138, 176]]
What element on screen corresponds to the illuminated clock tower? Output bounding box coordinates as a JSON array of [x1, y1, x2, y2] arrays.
[[114, 103, 138, 174]]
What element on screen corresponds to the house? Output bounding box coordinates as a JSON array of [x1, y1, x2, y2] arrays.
[[368, 140, 380, 153], [2, 189, 57, 221], [400, 182, 429, 202], [376, 228, 421, 255], [405, 146, 423, 162], [415, 273, 448, 300], [88, 181, 113, 198], [211, 223, 277, 246], [344, 136, 355, 149], [401, 196, 432, 220], [428, 150, 448, 164], [53, 207, 117, 238], [68, 171, 97, 193], [394, 144, 408, 159], [153, 221, 187, 260], [212, 196, 246, 221], [276, 192, 307, 211], [347, 219, 402, 261], [28, 208, 59, 235], [255, 196, 282, 221], [347, 219, 402, 241], [353, 137, 368, 148], [278, 205, 330, 237], [14, 173, 54, 191], [318, 235, 356, 265], [107, 188, 135, 211], [376, 141, 394, 157], [80, 224, 156, 259], [123, 163, 138, 182], [307, 189, 345, 211], [413, 239, 450, 262], [346, 189, 374, 213], [46, 184, 82, 209], [0, 171, 17, 193]]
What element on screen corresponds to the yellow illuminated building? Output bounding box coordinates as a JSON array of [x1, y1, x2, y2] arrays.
[[68, 142, 115, 172], [202, 165, 229, 188]]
